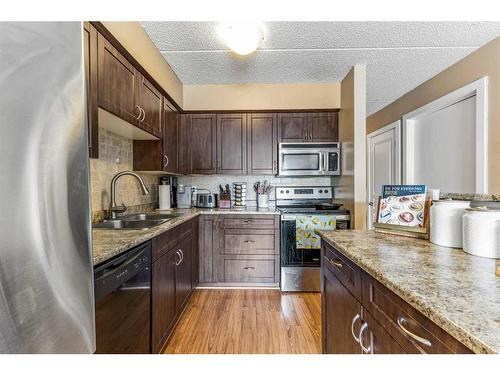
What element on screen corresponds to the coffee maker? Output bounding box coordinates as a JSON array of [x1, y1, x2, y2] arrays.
[[170, 176, 178, 208], [176, 184, 193, 208]]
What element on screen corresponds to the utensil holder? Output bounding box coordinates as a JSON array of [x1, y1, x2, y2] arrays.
[[257, 194, 269, 208]]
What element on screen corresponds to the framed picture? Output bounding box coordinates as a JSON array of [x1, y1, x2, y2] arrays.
[[374, 185, 431, 238]]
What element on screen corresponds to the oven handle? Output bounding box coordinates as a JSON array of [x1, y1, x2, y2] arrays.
[[323, 151, 328, 171]]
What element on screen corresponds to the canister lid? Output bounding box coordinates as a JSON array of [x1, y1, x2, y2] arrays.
[[470, 200, 500, 210]]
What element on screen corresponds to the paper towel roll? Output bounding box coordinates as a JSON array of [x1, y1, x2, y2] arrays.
[[159, 185, 171, 210]]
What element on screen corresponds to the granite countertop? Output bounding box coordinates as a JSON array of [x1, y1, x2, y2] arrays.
[[317, 229, 500, 354], [92, 207, 280, 266]]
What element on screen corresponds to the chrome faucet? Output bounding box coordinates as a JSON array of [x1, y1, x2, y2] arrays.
[[109, 171, 150, 219]]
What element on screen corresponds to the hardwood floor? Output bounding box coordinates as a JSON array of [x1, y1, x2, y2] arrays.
[[162, 289, 321, 354]]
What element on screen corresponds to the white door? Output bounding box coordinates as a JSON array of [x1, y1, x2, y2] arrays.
[[367, 121, 401, 229]]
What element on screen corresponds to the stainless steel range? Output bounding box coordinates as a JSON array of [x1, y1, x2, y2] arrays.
[[277, 186, 350, 292]]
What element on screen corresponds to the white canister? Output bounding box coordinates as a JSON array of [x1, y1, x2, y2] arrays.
[[462, 208, 500, 259], [257, 194, 270, 208], [430, 200, 470, 248]]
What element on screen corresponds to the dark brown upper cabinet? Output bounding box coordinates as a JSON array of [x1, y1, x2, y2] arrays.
[[217, 114, 247, 175], [188, 114, 217, 174], [308, 112, 339, 142], [162, 99, 178, 174], [247, 113, 278, 175], [136, 73, 162, 137], [97, 33, 140, 126], [278, 111, 339, 143], [133, 97, 178, 173], [278, 113, 308, 142], [83, 22, 99, 158]]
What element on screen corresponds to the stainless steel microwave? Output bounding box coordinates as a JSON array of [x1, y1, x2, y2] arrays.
[[278, 142, 340, 176]]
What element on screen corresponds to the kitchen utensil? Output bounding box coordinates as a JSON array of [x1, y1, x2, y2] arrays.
[[176, 185, 192, 208], [462, 207, 500, 258], [429, 200, 470, 248]]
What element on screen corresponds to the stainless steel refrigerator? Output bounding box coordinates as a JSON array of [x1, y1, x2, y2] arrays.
[[0, 22, 95, 353]]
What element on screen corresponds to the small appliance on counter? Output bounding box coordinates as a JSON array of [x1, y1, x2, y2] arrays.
[[176, 184, 193, 208], [277, 186, 350, 292], [429, 200, 470, 248], [462, 201, 500, 259], [158, 176, 171, 210], [195, 189, 217, 208]]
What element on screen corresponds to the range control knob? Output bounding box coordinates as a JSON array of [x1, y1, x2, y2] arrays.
[[280, 190, 284, 194], [319, 189, 323, 193], [325, 189, 329, 193], [285, 190, 290, 193]]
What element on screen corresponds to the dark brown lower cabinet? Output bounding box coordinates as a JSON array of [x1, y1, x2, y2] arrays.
[[362, 310, 406, 354], [151, 217, 198, 353], [322, 266, 362, 354], [174, 235, 193, 312], [321, 241, 472, 354], [152, 249, 177, 354]]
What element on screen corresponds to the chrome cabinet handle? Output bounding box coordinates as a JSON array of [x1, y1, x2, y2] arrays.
[[140, 107, 146, 122], [178, 249, 184, 263], [351, 314, 361, 343], [358, 322, 371, 353], [273, 160, 277, 172], [175, 251, 181, 266], [134, 105, 142, 120], [163, 154, 169, 168], [397, 316, 432, 347], [244, 266, 255, 270], [243, 240, 255, 243], [330, 258, 343, 268]]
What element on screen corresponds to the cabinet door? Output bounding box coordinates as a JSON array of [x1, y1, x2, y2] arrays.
[[178, 114, 189, 174], [322, 266, 362, 354], [361, 310, 406, 354], [162, 99, 178, 173], [217, 114, 247, 174], [175, 236, 193, 312], [198, 215, 220, 283], [191, 217, 199, 287], [83, 22, 98, 158], [247, 113, 278, 175], [308, 112, 339, 142], [136, 73, 162, 137], [188, 114, 217, 174], [152, 250, 177, 353], [278, 113, 308, 142], [97, 33, 140, 125]]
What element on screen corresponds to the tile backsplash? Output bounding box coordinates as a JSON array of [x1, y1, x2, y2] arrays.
[[178, 175, 332, 206], [90, 128, 159, 222]]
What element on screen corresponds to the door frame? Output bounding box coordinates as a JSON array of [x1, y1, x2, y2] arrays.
[[402, 77, 488, 193], [366, 120, 401, 229]]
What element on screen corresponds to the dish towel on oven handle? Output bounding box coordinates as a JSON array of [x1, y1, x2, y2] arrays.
[[296, 215, 337, 249]]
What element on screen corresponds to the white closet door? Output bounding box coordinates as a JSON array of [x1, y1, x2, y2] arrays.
[[367, 121, 401, 229]]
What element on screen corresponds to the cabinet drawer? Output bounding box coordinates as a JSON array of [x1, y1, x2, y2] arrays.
[[223, 229, 275, 255], [152, 219, 193, 260], [322, 242, 362, 300], [223, 258, 275, 283], [362, 273, 472, 354], [222, 216, 276, 229]]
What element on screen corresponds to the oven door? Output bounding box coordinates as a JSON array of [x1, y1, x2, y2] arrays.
[[278, 148, 323, 176], [280, 214, 322, 267]]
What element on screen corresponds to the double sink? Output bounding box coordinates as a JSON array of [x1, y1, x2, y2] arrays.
[[93, 213, 182, 230]]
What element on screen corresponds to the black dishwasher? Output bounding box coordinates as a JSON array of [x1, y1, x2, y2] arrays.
[[94, 241, 151, 353]]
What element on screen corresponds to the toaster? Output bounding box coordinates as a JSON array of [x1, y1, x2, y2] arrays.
[[196, 193, 217, 208]]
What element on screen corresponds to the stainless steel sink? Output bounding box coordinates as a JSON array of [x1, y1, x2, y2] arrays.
[[123, 213, 182, 221], [93, 218, 168, 230]]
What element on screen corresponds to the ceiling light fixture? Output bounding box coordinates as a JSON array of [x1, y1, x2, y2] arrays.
[[219, 21, 264, 56]]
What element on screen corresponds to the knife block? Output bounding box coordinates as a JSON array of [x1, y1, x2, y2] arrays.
[[219, 192, 231, 209]]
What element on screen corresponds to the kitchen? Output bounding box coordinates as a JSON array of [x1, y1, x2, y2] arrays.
[[1, 3, 500, 372]]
